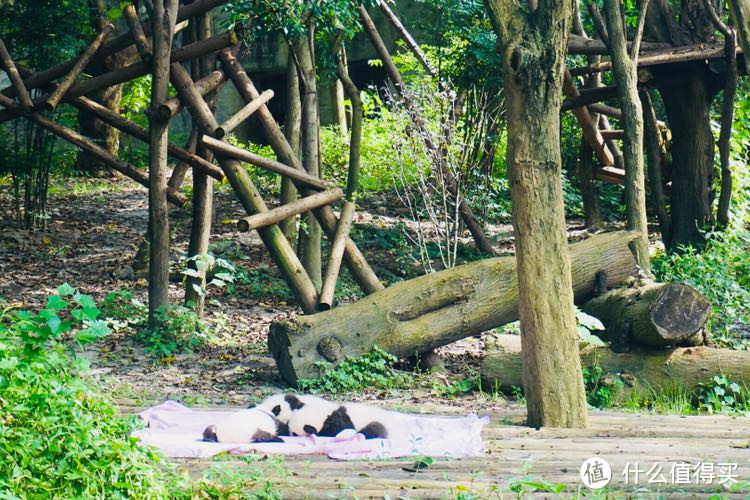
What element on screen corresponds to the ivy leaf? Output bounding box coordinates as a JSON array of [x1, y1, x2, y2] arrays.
[[57, 283, 76, 297], [46, 295, 68, 312], [76, 321, 111, 345]]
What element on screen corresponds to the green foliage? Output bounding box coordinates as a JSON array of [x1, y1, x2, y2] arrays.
[[101, 289, 147, 325], [652, 229, 750, 348], [230, 264, 296, 303], [697, 375, 750, 415], [581, 365, 621, 409], [433, 378, 477, 399], [0, 287, 171, 498], [137, 305, 215, 358], [298, 345, 413, 394], [622, 384, 695, 415]]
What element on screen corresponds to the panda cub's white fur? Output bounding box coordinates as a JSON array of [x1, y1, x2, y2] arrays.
[[202, 407, 283, 443], [258, 393, 328, 426], [288, 399, 393, 440]]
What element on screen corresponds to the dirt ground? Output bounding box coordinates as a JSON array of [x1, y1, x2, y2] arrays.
[[0, 178, 592, 413]]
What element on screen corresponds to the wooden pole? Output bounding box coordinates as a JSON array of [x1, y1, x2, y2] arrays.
[[69, 95, 224, 180], [318, 201, 356, 311], [378, 1, 437, 77], [66, 32, 236, 100], [123, 3, 152, 63], [215, 89, 274, 138], [148, 0, 180, 327], [200, 135, 328, 190], [170, 61, 319, 314], [0, 93, 189, 207], [44, 24, 115, 111], [563, 70, 614, 166], [0, 39, 34, 113], [280, 52, 300, 242], [218, 48, 384, 295], [337, 49, 362, 201], [157, 69, 226, 122], [237, 188, 344, 232]]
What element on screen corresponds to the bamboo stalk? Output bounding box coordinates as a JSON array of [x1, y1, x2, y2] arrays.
[[0, 39, 34, 113], [157, 69, 226, 122], [0, 93, 187, 206], [236, 188, 344, 232], [170, 61, 319, 314], [44, 24, 115, 111], [215, 89, 274, 138], [123, 3, 152, 62], [218, 48, 384, 295], [200, 135, 328, 190], [67, 32, 236, 99], [318, 201, 356, 311]]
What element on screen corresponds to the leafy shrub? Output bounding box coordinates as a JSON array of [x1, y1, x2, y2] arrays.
[[652, 229, 750, 347], [299, 345, 413, 394], [101, 289, 147, 325], [0, 286, 171, 497], [582, 365, 621, 409], [137, 304, 215, 358], [231, 264, 296, 302], [697, 375, 750, 415]]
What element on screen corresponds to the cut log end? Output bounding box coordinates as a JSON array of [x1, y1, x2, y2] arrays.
[[650, 283, 712, 341]]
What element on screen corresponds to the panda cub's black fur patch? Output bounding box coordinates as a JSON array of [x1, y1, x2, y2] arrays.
[[358, 421, 388, 439], [202, 425, 219, 442], [284, 394, 305, 410]]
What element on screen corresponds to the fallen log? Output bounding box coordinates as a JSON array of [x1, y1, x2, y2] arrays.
[[581, 280, 711, 348], [481, 334, 750, 395], [269, 231, 639, 385]]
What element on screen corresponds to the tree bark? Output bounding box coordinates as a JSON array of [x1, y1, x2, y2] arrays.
[[581, 280, 711, 348], [577, 138, 603, 230], [281, 51, 301, 243], [482, 334, 750, 396], [184, 10, 215, 317], [336, 48, 362, 201], [270, 231, 637, 390], [148, 0, 180, 328], [640, 90, 671, 246], [727, 0, 750, 59], [658, 72, 717, 249], [484, 0, 588, 428], [294, 31, 323, 291], [603, 0, 651, 275]]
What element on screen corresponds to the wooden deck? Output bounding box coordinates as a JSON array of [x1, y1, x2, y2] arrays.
[[158, 407, 750, 498]]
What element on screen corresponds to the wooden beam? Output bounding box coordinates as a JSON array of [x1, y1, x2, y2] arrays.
[[0, 94, 188, 207], [562, 85, 618, 111], [0, 39, 34, 113], [44, 24, 115, 111], [65, 32, 236, 99], [215, 89, 274, 138], [594, 166, 626, 185], [236, 188, 344, 232], [157, 69, 226, 121], [218, 48, 384, 295], [567, 34, 671, 55], [200, 135, 328, 190], [600, 129, 624, 140], [123, 3, 152, 63], [170, 61, 319, 314], [318, 201, 356, 311], [563, 70, 615, 166]]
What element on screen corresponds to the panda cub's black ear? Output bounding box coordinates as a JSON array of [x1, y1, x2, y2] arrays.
[[202, 425, 218, 442], [303, 425, 318, 435], [285, 394, 305, 410], [271, 405, 281, 416]]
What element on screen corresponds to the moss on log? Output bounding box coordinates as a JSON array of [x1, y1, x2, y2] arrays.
[[482, 334, 750, 395], [269, 231, 639, 386]]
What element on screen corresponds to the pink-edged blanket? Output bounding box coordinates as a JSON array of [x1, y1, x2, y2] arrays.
[[133, 401, 489, 460]]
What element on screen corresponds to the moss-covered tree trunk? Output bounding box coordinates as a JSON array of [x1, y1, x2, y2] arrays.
[[479, 0, 589, 428]]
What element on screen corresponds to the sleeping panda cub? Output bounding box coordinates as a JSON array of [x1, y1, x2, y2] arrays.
[[258, 393, 329, 427], [288, 399, 391, 440], [202, 407, 286, 443]]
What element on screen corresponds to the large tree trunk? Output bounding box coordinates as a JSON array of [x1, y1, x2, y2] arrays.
[[727, 0, 750, 58], [581, 280, 711, 349], [294, 30, 323, 291], [270, 231, 638, 386], [482, 334, 750, 395], [147, 0, 179, 327], [484, 0, 588, 428], [658, 72, 718, 249]]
